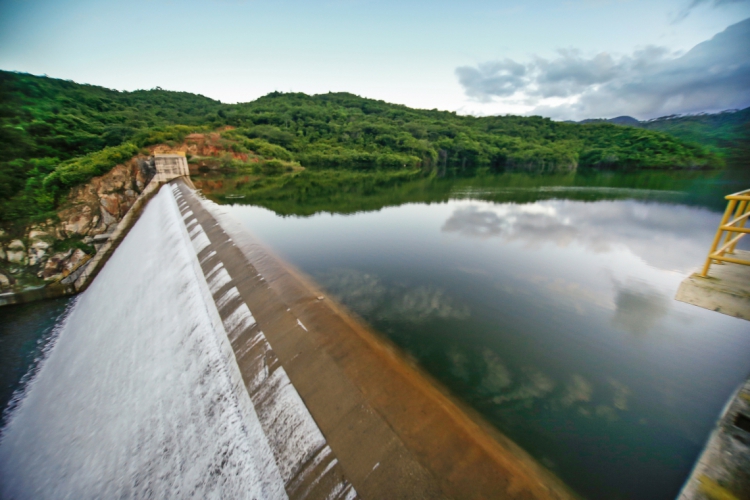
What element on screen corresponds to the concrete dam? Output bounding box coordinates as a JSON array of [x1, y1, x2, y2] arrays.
[[0, 177, 576, 499]]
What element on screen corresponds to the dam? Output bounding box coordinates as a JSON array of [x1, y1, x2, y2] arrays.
[[0, 179, 575, 499]]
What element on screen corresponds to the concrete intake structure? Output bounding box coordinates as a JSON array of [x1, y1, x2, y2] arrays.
[[0, 178, 577, 499]]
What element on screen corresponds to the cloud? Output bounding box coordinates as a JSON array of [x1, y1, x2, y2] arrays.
[[675, 0, 750, 22], [440, 198, 720, 272], [455, 59, 527, 101], [611, 280, 670, 334], [455, 18, 750, 120]]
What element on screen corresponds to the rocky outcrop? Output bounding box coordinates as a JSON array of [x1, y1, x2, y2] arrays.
[[152, 131, 250, 163], [56, 158, 151, 239], [0, 156, 153, 294], [6, 240, 27, 265]]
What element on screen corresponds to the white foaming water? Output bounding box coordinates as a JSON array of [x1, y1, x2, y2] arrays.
[[0, 187, 287, 499]]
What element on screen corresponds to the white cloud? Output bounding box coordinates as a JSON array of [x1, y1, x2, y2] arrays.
[[456, 18, 750, 120]]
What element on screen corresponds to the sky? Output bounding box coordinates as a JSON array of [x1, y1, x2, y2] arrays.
[[0, 0, 748, 120]]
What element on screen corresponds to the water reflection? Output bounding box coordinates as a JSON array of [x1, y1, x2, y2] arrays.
[[315, 269, 470, 323], [612, 280, 671, 334], [220, 177, 750, 500], [441, 199, 720, 272]]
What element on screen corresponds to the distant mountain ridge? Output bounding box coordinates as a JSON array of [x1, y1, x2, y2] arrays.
[[575, 108, 750, 158], [578, 116, 641, 126]]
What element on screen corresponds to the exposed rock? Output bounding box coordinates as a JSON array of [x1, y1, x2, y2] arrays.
[[6, 153, 153, 296], [28, 240, 50, 266], [28, 229, 48, 240], [27, 226, 54, 266], [100, 193, 121, 218], [63, 249, 88, 274], [99, 205, 117, 228], [55, 158, 150, 240], [7, 240, 27, 265], [0, 273, 10, 290], [61, 205, 94, 237], [41, 250, 73, 280]]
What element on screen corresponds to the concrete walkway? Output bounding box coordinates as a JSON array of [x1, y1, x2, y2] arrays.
[[171, 178, 576, 500]]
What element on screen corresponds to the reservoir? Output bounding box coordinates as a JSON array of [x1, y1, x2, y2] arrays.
[[2, 169, 749, 499], [206, 170, 750, 500]]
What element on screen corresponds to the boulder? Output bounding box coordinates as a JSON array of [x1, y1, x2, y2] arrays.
[[28, 229, 48, 240], [94, 164, 130, 195], [61, 205, 94, 236], [0, 273, 10, 290], [41, 250, 73, 280], [99, 204, 117, 227], [7, 240, 27, 265], [63, 249, 88, 274], [27, 227, 54, 266], [28, 240, 50, 266], [99, 193, 121, 218]]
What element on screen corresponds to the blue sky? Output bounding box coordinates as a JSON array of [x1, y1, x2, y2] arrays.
[[1, 0, 748, 119]]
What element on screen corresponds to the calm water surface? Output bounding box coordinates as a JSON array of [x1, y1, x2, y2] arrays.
[[212, 172, 750, 500]]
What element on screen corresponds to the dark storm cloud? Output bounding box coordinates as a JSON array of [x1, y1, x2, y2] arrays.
[[456, 18, 750, 119]]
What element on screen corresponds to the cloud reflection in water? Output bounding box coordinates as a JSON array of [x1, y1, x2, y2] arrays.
[[441, 199, 719, 272]]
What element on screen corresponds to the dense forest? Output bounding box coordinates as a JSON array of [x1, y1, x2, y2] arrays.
[[579, 108, 750, 159], [640, 109, 750, 160], [0, 71, 727, 224]]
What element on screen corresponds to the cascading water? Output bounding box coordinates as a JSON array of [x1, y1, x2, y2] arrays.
[[0, 186, 288, 499]]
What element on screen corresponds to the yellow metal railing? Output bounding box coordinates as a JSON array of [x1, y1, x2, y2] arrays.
[[701, 188, 750, 277]]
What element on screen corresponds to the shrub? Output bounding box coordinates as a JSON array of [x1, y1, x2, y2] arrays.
[[43, 143, 140, 190]]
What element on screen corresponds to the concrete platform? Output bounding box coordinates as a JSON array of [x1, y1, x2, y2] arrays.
[[675, 250, 750, 321]]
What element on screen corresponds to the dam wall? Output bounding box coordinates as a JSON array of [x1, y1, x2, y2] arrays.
[[0, 179, 576, 499]]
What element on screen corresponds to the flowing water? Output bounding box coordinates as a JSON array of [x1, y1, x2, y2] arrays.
[[0, 188, 288, 499], [201, 169, 750, 500], [0, 297, 71, 429]]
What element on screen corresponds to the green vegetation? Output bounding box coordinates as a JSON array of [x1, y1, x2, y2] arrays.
[[579, 108, 750, 161], [195, 167, 742, 216], [195, 169, 427, 216], [224, 92, 715, 174], [0, 71, 725, 225], [639, 108, 750, 161]]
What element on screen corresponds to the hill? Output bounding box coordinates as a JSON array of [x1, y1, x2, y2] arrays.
[[577, 109, 750, 160], [640, 109, 750, 159], [0, 71, 720, 224]]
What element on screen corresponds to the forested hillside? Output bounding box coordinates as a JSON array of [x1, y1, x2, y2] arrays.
[[577, 108, 750, 159], [640, 108, 750, 159], [0, 71, 720, 224]]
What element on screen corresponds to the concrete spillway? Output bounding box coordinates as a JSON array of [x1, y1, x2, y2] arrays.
[[0, 180, 576, 499]]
